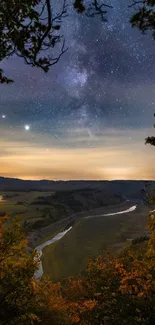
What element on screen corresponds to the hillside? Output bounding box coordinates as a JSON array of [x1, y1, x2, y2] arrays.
[[41, 201, 150, 281], [0, 187, 123, 234], [0, 177, 153, 282], [0, 177, 154, 199]]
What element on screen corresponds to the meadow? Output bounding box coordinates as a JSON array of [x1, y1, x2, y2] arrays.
[[42, 202, 150, 281], [0, 191, 56, 230]]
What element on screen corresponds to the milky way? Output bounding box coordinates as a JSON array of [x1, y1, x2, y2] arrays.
[[0, 0, 155, 180]]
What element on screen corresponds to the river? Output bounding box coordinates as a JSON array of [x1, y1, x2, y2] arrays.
[[35, 226, 72, 279], [35, 204, 137, 279], [85, 205, 137, 219]]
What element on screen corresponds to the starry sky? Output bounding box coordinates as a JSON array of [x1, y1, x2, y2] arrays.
[[0, 0, 155, 180]]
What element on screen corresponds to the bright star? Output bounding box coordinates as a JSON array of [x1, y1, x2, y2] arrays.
[[2, 115, 6, 119], [25, 125, 30, 131]]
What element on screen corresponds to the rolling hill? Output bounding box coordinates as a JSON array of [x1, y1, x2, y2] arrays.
[[0, 177, 154, 281], [0, 177, 154, 199], [41, 201, 150, 281]]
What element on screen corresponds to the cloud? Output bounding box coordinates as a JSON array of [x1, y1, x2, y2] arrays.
[[0, 126, 155, 180]]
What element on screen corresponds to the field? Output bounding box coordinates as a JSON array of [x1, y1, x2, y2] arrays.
[[0, 188, 123, 234], [0, 191, 56, 230], [42, 202, 150, 281]]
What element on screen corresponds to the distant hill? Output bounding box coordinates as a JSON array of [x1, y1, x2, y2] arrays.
[[0, 177, 154, 199], [31, 188, 123, 217]]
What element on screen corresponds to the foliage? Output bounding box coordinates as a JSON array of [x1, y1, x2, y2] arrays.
[[132, 234, 149, 245], [130, 0, 155, 38], [144, 113, 155, 147], [1, 210, 155, 324], [62, 210, 155, 325], [141, 181, 155, 206], [0, 0, 68, 83], [3, 1, 155, 83], [1, 0, 155, 84], [0, 216, 69, 325], [0, 0, 112, 83]]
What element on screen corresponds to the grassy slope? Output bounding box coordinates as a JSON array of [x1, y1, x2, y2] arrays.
[[0, 189, 123, 232], [0, 191, 56, 234], [42, 204, 150, 281], [0, 190, 151, 281]]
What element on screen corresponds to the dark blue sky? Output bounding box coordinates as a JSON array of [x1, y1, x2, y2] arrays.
[[0, 0, 155, 180]]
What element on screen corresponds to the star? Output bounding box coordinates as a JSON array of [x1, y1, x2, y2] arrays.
[[24, 125, 30, 131], [2, 115, 6, 119]]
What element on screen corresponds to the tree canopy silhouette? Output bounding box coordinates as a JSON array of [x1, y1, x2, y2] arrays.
[[145, 114, 155, 147], [1, 0, 155, 83], [0, 0, 112, 83], [130, 0, 155, 39]]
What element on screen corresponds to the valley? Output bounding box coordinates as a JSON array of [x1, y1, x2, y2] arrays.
[[41, 201, 150, 281], [0, 177, 153, 282]]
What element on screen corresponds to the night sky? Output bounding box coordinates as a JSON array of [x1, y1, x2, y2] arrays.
[[0, 0, 155, 180]]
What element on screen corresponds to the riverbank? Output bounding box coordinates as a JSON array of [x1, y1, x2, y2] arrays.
[[29, 200, 132, 249], [36, 202, 150, 281], [35, 226, 72, 279], [41, 202, 150, 281]]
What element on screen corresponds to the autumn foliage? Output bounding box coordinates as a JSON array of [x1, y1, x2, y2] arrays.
[[1, 211, 155, 324], [0, 216, 69, 325], [62, 210, 155, 325]]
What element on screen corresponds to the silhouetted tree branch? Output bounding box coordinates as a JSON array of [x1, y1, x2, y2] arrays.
[[0, 0, 68, 83], [0, 0, 112, 83], [86, 0, 112, 21], [1, 0, 155, 83], [145, 113, 155, 147], [145, 136, 155, 146], [130, 0, 155, 38], [129, 1, 147, 8]]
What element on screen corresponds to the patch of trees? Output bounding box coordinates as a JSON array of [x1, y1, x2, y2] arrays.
[[3, 194, 19, 199], [16, 201, 25, 205], [0, 211, 6, 217], [132, 235, 149, 245], [31, 200, 51, 205]]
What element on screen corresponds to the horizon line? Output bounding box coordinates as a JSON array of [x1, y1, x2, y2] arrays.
[[0, 176, 155, 182]]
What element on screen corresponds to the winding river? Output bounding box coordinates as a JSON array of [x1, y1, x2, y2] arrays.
[[85, 205, 137, 219], [35, 204, 137, 279], [35, 227, 72, 279]]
